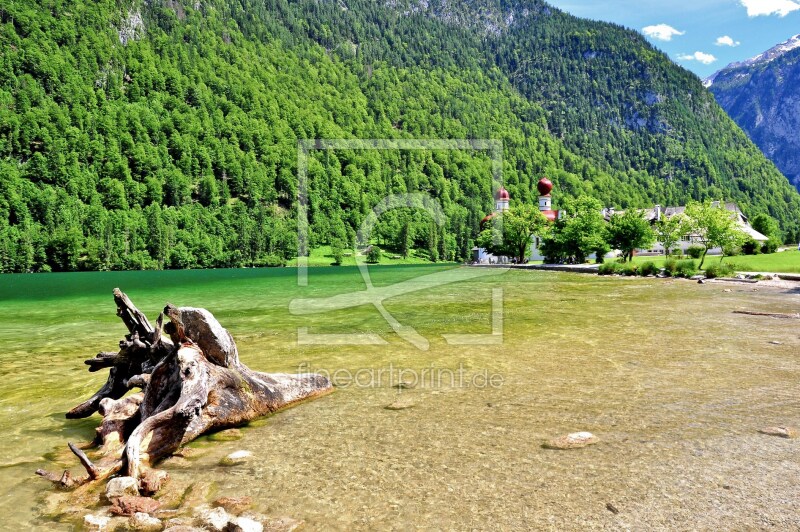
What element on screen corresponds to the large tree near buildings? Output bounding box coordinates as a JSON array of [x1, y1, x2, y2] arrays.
[[684, 201, 747, 269], [655, 214, 686, 257], [606, 210, 655, 262], [477, 204, 550, 263], [540, 196, 607, 264]]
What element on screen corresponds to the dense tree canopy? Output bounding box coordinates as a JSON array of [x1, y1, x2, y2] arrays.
[[0, 0, 798, 272]]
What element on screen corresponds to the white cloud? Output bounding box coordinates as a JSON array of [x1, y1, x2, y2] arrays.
[[678, 51, 718, 65], [740, 0, 800, 17], [642, 24, 685, 41], [715, 35, 741, 47]]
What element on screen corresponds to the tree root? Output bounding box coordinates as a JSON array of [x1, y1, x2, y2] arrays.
[[37, 289, 332, 498]]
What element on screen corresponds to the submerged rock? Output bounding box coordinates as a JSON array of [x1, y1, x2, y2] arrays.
[[196, 506, 230, 531], [213, 496, 253, 515], [229, 515, 264, 532], [181, 480, 216, 509], [758, 426, 798, 439], [385, 395, 416, 410], [209, 428, 244, 442], [163, 517, 203, 531], [84, 513, 111, 531], [239, 513, 304, 532], [110, 495, 161, 516], [173, 446, 205, 459], [106, 476, 139, 500], [140, 469, 169, 495], [220, 450, 252, 466], [260, 515, 305, 532], [543, 431, 599, 450], [129, 511, 163, 531]]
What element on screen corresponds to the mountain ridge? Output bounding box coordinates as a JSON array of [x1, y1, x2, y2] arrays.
[[705, 33, 800, 87], [707, 33, 800, 194]]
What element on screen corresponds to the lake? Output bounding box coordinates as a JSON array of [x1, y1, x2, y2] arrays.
[[1, 266, 799, 529]]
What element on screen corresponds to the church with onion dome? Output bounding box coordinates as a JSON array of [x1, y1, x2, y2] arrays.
[[473, 178, 561, 264]]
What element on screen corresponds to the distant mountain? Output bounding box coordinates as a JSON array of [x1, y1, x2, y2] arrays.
[[706, 34, 800, 191], [0, 0, 799, 272]]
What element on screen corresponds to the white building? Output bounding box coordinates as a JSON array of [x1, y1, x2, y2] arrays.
[[618, 203, 769, 256]]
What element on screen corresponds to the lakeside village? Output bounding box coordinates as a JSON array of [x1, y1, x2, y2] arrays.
[[473, 177, 773, 273]]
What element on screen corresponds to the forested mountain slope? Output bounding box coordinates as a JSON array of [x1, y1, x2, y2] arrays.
[[707, 34, 800, 193], [0, 0, 798, 272]]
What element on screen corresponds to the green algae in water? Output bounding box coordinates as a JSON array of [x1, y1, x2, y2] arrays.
[[1, 267, 799, 529]]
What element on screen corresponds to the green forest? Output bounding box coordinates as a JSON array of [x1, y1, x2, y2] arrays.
[[1, 0, 799, 272]]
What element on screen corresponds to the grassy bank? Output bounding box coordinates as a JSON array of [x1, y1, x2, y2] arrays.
[[628, 250, 800, 274], [284, 246, 452, 267]]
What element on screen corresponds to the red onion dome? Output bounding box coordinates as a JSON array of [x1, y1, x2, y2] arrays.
[[537, 178, 553, 196], [495, 187, 510, 201]]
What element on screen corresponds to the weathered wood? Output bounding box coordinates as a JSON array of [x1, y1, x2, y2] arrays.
[[40, 289, 333, 499], [733, 310, 800, 319], [66, 289, 174, 419]]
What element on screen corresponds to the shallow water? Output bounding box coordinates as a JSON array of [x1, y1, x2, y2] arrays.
[[1, 266, 799, 530]]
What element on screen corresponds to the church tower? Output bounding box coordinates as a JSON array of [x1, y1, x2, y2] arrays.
[[496, 187, 510, 212], [537, 178, 553, 212]]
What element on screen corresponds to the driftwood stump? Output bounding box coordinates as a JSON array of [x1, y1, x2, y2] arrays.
[[37, 289, 332, 492]]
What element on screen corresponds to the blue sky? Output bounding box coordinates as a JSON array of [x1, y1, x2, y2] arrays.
[[546, 0, 800, 78]]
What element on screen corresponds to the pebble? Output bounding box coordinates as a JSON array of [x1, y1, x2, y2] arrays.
[[543, 431, 599, 450], [606, 502, 619, 514], [220, 450, 252, 466]]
